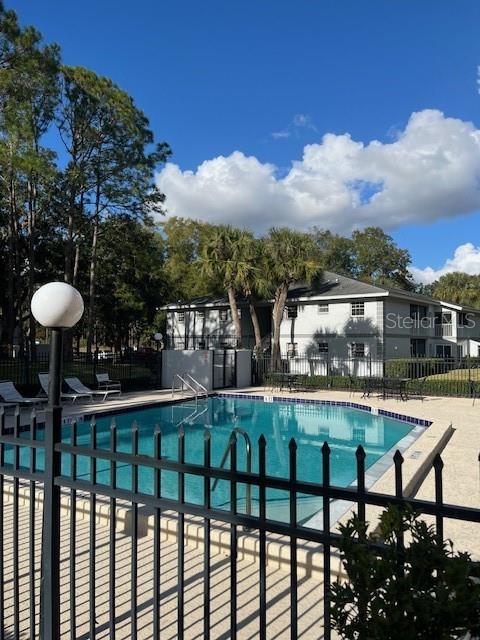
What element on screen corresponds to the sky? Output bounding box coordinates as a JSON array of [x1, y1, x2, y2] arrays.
[[12, 0, 480, 283]]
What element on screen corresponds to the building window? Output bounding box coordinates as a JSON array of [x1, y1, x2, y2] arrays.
[[436, 344, 452, 358], [177, 311, 185, 323], [286, 306, 298, 319], [351, 342, 365, 357], [219, 309, 228, 322], [410, 304, 427, 320], [287, 342, 298, 357], [196, 310, 205, 320], [351, 302, 365, 317], [410, 338, 426, 357], [318, 304, 329, 314], [318, 342, 329, 353]]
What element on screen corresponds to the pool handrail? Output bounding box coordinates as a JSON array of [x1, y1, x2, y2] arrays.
[[184, 373, 208, 398], [172, 374, 199, 404], [212, 427, 252, 518]]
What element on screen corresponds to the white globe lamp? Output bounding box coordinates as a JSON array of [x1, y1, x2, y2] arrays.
[[31, 282, 84, 329], [31, 282, 84, 406]]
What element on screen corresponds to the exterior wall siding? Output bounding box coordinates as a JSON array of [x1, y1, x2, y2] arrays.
[[165, 295, 480, 357], [278, 300, 380, 358]]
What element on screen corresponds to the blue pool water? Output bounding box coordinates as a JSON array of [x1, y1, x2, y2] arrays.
[[10, 396, 415, 522]]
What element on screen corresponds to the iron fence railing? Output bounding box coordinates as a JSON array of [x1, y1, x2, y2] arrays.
[[165, 334, 258, 350], [252, 354, 480, 398], [0, 351, 162, 394], [0, 406, 479, 638]]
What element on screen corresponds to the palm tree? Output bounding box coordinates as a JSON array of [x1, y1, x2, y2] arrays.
[[233, 234, 266, 351], [201, 225, 250, 347], [263, 228, 322, 363]]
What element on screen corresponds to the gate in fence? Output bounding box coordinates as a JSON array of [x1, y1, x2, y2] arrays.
[[0, 405, 479, 638], [212, 348, 236, 389]]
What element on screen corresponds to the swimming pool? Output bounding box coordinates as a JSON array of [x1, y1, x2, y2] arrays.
[[12, 395, 420, 522]]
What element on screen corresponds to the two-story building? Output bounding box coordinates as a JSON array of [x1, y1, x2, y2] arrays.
[[162, 271, 480, 361]]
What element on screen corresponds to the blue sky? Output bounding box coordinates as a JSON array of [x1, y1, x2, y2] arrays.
[[12, 0, 480, 281]]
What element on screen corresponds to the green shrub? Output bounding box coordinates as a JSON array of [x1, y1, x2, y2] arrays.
[[331, 506, 480, 639], [385, 358, 456, 379]]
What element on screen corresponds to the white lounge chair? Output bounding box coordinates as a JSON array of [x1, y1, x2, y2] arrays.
[[96, 372, 122, 392], [0, 381, 48, 407], [38, 373, 91, 404], [65, 377, 121, 402]]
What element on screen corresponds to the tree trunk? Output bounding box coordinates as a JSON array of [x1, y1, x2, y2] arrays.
[[6, 170, 19, 351], [27, 176, 37, 360], [248, 300, 262, 351], [65, 210, 75, 284], [73, 244, 80, 286], [271, 283, 288, 366], [86, 213, 99, 357], [227, 286, 242, 348]]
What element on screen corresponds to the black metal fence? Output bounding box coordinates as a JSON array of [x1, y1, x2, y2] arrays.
[[0, 406, 479, 638], [165, 334, 257, 350], [0, 351, 162, 394], [252, 354, 480, 398]]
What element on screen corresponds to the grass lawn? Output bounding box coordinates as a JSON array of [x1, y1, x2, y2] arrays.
[[425, 368, 480, 381]]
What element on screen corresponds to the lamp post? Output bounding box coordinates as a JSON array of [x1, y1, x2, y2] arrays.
[[31, 282, 84, 640], [153, 332, 163, 387], [153, 332, 163, 352]]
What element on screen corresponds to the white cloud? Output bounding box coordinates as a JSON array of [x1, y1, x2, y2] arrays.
[[157, 109, 480, 234], [411, 243, 480, 285], [271, 113, 317, 140], [271, 130, 291, 139]]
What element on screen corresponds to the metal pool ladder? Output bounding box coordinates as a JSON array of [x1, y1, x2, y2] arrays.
[[212, 427, 253, 518], [172, 373, 208, 404]]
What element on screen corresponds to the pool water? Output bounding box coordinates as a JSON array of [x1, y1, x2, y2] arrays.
[[10, 396, 415, 522]]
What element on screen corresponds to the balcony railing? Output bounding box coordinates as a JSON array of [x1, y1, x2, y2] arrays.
[[435, 324, 453, 337]]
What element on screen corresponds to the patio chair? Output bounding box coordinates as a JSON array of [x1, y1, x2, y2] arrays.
[[0, 381, 48, 407], [290, 374, 309, 392], [471, 381, 478, 406], [347, 374, 357, 397], [96, 372, 122, 393], [65, 377, 121, 402], [38, 373, 91, 404], [408, 377, 427, 402]]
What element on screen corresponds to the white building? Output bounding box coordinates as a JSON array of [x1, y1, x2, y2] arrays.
[[163, 271, 480, 362]]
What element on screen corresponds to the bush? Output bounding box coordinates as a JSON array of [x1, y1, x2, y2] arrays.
[[331, 506, 480, 639], [385, 358, 456, 379]]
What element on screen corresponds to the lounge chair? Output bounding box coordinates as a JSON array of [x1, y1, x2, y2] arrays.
[[0, 381, 48, 407], [65, 377, 121, 402], [96, 372, 122, 392], [38, 373, 91, 404]]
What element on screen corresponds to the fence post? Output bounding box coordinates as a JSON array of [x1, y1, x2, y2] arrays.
[[40, 328, 63, 640]]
